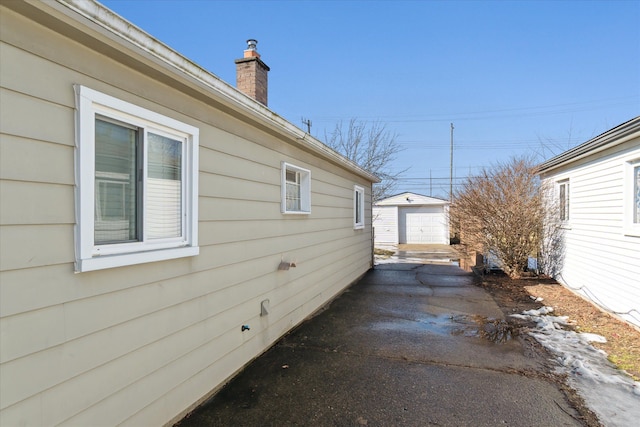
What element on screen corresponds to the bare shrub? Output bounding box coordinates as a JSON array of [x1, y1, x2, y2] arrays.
[[451, 157, 548, 279]]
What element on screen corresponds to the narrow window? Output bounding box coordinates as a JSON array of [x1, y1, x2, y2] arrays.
[[75, 85, 199, 272], [354, 185, 365, 229], [623, 159, 640, 236], [285, 169, 301, 212], [634, 165, 640, 224], [559, 180, 569, 222]]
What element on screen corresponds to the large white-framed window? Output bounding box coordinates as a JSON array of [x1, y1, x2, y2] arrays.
[[558, 179, 570, 223], [354, 185, 365, 229], [624, 157, 640, 237], [281, 162, 311, 214], [74, 85, 199, 272]]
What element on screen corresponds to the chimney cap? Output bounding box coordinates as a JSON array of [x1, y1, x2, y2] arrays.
[[244, 39, 260, 58]]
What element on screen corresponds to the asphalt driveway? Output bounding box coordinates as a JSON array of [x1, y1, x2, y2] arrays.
[[176, 251, 584, 426]]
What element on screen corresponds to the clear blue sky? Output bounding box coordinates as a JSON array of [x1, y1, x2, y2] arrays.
[[101, 0, 639, 199]]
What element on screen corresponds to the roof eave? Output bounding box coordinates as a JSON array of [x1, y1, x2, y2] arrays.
[[537, 116, 640, 175], [41, 0, 379, 183]]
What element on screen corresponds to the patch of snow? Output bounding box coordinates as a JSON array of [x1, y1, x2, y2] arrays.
[[579, 333, 607, 344], [521, 306, 555, 316], [374, 255, 406, 265], [512, 308, 640, 427]]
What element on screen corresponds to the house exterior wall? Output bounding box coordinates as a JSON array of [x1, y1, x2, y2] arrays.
[[539, 136, 640, 328], [372, 206, 399, 245], [0, 2, 375, 426]]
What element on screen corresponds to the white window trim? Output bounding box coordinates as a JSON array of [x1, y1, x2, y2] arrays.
[[557, 179, 570, 226], [74, 85, 199, 272], [281, 162, 311, 214], [354, 185, 365, 229], [623, 157, 640, 237]]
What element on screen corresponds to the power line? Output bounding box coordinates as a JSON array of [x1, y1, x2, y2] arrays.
[[310, 96, 638, 123]]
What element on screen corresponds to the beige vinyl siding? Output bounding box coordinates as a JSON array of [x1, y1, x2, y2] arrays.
[[542, 140, 640, 328], [0, 3, 374, 426]]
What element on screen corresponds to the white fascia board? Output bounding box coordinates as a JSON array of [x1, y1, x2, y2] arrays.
[[50, 0, 379, 183], [537, 116, 640, 175], [375, 192, 449, 206]]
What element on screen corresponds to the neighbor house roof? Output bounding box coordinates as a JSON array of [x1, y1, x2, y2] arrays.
[[537, 116, 640, 174], [375, 192, 449, 206], [28, 0, 379, 183]]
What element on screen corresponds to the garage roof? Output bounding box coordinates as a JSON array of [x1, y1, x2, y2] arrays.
[[375, 192, 449, 206]]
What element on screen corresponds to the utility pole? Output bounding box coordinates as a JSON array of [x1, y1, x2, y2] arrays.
[[450, 123, 454, 201], [301, 117, 312, 134]]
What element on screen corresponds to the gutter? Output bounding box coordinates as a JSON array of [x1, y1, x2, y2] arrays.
[[537, 116, 640, 174]]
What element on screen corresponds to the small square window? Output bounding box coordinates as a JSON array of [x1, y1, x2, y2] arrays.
[[281, 162, 311, 214], [354, 185, 365, 229], [75, 85, 199, 272]]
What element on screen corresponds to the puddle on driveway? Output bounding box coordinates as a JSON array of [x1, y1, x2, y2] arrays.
[[370, 314, 515, 343]]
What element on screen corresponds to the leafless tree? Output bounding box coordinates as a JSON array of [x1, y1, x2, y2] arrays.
[[450, 156, 559, 279], [325, 118, 405, 201]]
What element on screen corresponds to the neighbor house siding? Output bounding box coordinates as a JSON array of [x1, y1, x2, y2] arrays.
[[0, 3, 375, 426], [540, 136, 640, 328]]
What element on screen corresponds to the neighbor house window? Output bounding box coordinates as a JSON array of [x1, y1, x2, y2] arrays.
[[354, 185, 365, 229], [624, 158, 640, 236], [75, 85, 199, 272], [281, 162, 311, 214], [634, 165, 640, 224], [558, 180, 570, 222]]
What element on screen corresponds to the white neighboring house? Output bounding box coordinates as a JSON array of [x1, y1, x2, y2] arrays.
[[538, 116, 640, 328], [373, 192, 450, 245]]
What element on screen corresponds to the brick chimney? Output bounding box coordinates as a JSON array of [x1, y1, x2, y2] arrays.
[[235, 39, 270, 106]]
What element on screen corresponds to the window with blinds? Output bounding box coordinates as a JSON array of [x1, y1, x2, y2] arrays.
[[75, 85, 199, 272]]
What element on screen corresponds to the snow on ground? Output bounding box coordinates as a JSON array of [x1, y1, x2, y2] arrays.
[[374, 254, 458, 266], [512, 307, 640, 427], [375, 255, 430, 265]]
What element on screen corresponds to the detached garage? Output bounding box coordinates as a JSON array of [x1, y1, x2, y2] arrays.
[[373, 192, 450, 245]]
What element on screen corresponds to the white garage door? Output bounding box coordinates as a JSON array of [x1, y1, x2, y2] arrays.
[[398, 206, 446, 244]]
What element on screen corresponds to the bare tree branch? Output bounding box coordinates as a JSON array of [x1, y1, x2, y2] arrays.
[[325, 119, 406, 201]]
